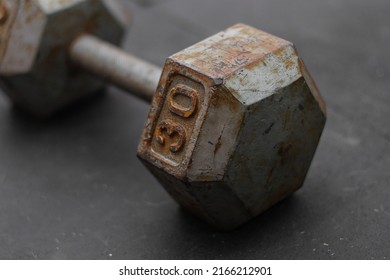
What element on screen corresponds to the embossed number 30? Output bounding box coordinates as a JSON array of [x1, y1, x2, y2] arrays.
[[155, 84, 199, 153]]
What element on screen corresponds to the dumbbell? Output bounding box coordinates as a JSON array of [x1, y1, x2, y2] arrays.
[[0, 0, 326, 230], [0, 0, 159, 114]]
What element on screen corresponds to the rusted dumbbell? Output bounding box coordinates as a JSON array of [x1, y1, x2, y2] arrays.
[[0, 0, 161, 115], [0, 0, 326, 230]]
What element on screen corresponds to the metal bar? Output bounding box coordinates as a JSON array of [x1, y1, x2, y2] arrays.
[[69, 34, 161, 103]]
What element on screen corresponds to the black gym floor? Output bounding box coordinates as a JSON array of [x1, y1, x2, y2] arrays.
[[0, 0, 389, 259]]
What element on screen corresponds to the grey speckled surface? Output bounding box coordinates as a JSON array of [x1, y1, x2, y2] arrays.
[[0, 0, 389, 259]]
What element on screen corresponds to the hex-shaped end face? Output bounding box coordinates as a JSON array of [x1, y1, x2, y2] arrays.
[[138, 24, 326, 230], [0, 0, 131, 117]]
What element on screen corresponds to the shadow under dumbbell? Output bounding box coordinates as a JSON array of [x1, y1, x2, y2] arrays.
[[166, 191, 329, 259], [9, 89, 108, 126]]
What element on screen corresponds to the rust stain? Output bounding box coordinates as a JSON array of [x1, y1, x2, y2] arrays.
[[171, 24, 291, 79], [284, 57, 295, 70], [273, 45, 296, 70], [0, 0, 20, 65], [23, 0, 33, 11], [263, 122, 274, 135], [277, 142, 293, 165], [0, 3, 9, 24], [82, 13, 101, 35], [299, 58, 327, 115], [282, 109, 291, 129], [25, 6, 44, 24], [213, 125, 225, 156], [266, 166, 275, 185], [271, 67, 279, 74]]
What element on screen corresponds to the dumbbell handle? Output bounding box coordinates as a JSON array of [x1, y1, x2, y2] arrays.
[[70, 34, 161, 103]]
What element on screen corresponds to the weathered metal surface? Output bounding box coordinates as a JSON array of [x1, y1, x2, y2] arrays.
[[138, 24, 326, 230], [0, 1, 46, 74], [70, 34, 160, 103], [0, 2, 8, 23], [0, 0, 131, 117]]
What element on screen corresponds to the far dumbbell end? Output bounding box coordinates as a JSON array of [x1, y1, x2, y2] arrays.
[[138, 24, 326, 230], [0, 0, 131, 117]]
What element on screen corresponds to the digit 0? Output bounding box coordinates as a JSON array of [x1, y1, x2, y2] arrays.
[[167, 84, 199, 118]]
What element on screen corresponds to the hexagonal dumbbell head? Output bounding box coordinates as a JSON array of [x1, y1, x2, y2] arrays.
[[138, 24, 326, 230], [0, 0, 130, 117]]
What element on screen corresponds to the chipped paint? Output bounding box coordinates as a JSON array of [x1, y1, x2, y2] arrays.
[[171, 23, 291, 80], [225, 44, 301, 105]]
